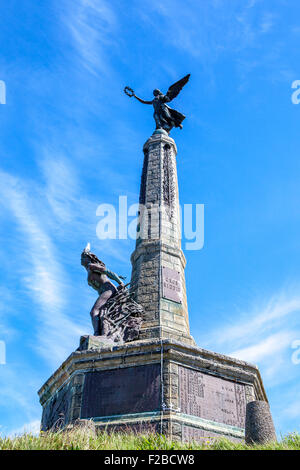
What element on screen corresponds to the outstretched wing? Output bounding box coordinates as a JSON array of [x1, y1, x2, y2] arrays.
[[166, 74, 190, 101]]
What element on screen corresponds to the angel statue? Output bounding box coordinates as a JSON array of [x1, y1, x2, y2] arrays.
[[81, 243, 143, 342], [124, 74, 190, 134]]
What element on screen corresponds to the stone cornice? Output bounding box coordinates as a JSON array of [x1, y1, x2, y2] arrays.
[[143, 132, 177, 154], [38, 338, 267, 406]]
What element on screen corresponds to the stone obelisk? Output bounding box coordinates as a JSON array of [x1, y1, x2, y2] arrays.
[[130, 129, 194, 345]]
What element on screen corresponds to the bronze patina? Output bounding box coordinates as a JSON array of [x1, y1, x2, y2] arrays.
[[124, 74, 190, 133]]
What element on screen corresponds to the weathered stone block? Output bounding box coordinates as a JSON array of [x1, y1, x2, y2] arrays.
[[245, 400, 277, 445]]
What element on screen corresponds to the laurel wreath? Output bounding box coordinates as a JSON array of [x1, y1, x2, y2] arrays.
[[124, 86, 134, 97]]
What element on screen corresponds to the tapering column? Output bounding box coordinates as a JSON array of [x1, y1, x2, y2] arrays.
[[130, 130, 195, 345]]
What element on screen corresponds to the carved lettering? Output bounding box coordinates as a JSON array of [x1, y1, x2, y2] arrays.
[[179, 366, 246, 428], [162, 267, 182, 303]]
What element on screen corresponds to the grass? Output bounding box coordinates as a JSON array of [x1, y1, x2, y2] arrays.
[[0, 422, 299, 450]]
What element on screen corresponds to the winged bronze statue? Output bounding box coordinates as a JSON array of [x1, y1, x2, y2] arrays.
[[124, 74, 190, 134]]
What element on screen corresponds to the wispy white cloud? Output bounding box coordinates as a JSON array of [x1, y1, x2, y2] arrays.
[[198, 287, 300, 386], [246, 0, 260, 8], [37, 150, 131, 264], [137, 0, 291, 89], [283, 400, 300, 419], [219, 296, 300, 347], [196, 287, 300, 435], [0, 145, 134, 435], [141, 0, 275, 57], [271, 382, 300, 435], [0, 144, 134, 364], [0, 362, 41, 438], [8, 420, 41, 437], [0, 287, 17, 340], [0, 170, 84, 365], [259, 12, 275, 33], [0, 152, 136, 435], [61, 0, 117, 75], [230, 331, 293, 363], [39, 155, 79, 223]]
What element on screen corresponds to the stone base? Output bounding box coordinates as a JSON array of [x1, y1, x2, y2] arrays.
[[38, 336, 268, 442], [79, 335, 117, 350]]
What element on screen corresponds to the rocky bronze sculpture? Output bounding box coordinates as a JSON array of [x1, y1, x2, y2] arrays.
[[81, 243, 143, 343], [124, 74, 190, 133]]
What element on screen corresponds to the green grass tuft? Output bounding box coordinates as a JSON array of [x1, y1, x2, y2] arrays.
[[0, 422, 299, 450]]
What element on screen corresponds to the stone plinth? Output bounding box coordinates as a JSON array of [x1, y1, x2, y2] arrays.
[[38, 336, 267, 441]]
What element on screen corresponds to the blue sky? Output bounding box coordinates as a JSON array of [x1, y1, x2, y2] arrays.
[[0, 0, 299, 437]]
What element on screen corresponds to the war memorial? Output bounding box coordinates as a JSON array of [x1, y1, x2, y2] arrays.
[[38, 75, 276, 444]]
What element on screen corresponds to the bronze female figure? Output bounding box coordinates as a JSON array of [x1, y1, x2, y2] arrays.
[[81, 244, 125, 336], [124, 74, 190, 134]]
